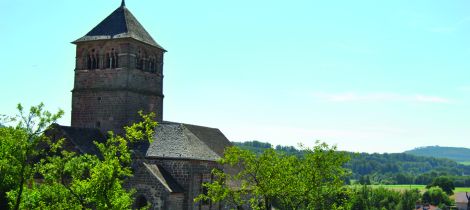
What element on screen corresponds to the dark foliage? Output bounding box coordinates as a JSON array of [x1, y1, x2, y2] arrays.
[[426, 176, 455, 195]]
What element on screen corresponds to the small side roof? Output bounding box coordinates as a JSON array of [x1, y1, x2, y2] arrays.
[[146, 122, 232, 161], [73, 2, 165, 50], [143, 163, 183, 193]]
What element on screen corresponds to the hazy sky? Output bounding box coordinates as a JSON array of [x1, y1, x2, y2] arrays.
[[1, 0, 469, 153]]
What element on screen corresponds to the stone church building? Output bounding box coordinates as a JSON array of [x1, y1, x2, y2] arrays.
[[52, 1, 232, 209]]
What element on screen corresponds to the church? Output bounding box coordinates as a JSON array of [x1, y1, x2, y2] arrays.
[[51, 1, 232, 209]]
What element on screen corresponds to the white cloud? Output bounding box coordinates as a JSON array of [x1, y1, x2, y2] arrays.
[[414, 95, 450, 103], [313, 92, 452, 104]]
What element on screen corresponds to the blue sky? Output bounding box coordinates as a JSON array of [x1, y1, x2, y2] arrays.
[[1, 0, 469, 153]]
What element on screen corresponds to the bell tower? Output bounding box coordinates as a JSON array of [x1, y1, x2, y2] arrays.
[[71, 1, 165, 133]]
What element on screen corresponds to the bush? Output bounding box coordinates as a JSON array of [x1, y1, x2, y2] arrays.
[[349, 186, 421, 210], [426, 176, 455, 195], [422, 187, 452, 206]]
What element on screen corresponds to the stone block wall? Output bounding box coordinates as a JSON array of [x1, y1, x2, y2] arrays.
[[126, 158, 225, 210], [126, 160, 175, 210], [71, 39, 164, 134]]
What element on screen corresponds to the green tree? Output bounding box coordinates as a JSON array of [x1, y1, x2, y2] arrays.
[[397, 189, 421, 210], [422, 186, 452, 206], [0, 103, 63, 210], [359, 175, 371, 185], [349, 186, 421, 210], [196, 142, 350, 210], [297, 143, 350, 209], [1, 104, 157, 209], [426, 176, 455, 195], [349, 185, 371, 210]]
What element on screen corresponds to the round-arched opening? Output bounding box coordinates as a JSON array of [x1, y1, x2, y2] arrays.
[[135, 195, 148, 209]]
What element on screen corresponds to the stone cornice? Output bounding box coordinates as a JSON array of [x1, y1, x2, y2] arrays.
[[72, 88, 164, 97]]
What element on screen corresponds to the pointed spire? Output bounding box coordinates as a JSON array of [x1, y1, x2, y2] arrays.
[[121, 0, 126, 7]]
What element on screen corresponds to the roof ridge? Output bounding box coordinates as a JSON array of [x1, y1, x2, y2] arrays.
[[122, 7, 131, 37]]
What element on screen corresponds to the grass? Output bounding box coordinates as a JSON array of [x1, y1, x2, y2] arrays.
[[459, 161, 470, 166]]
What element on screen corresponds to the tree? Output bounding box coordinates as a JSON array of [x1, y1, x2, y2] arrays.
[[422, 187, 452, 207], [195, 142, 350, 210], [359, 175, 371, 185], [426, 176, 455, 195], [397, 189, 421, 210], [297, 143, 350, 209], [349, 186, 421, 210], [1, 104, 157, 209], [0, 124, 28, 209], [0, 103, 63, 210]]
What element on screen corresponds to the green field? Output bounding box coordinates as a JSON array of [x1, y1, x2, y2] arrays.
[[373, 185, 470, 193], [459, 161, 470, 166]]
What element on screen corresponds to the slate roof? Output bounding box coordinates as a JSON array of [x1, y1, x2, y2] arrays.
[[73, 2, 165, 50], [49, 124, 106, 155], [143, 163, 183, 193], [146, 122, 232, 161]]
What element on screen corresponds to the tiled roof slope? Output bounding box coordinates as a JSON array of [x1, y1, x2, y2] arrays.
[[73, 4, 165, 50], [49, 124, 106, 155], [146, 122, 232, 161], [183, 124, 232, 157]]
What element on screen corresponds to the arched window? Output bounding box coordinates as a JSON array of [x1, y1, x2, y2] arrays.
[[91, 55, 97, 70], [136, 51, 143, 70], [87, 49, 100, 70], [105, 48, 119, 69], [112, 49, 119, 68], [105, 53, 110, 69], [85, 49, 102, 70], [148, 56, 156, 73], [111, 49, 119, 69], [149, 59, 154, 73], [95, 54, 100, 69], [87, 55, 92, 69], [135, 195, 148, 209], [142, 52, 148, 71]]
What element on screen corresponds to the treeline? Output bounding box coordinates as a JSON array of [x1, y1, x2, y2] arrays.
[[202, 142, 457, 209], [347, 152, 470, 186], [232, 141, 470, 186]]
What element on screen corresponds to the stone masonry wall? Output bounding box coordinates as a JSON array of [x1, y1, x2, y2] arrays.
[[71, 39, 164, 134], [126, 159, 181, 210], [127, 158, 223, 210]]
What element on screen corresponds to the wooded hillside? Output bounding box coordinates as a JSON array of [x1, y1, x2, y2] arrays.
[[233, 141, 470, 186], [404, 146, 470, 163]]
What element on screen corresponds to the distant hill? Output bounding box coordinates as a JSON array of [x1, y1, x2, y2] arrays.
[[404, 146, 470, 163]]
